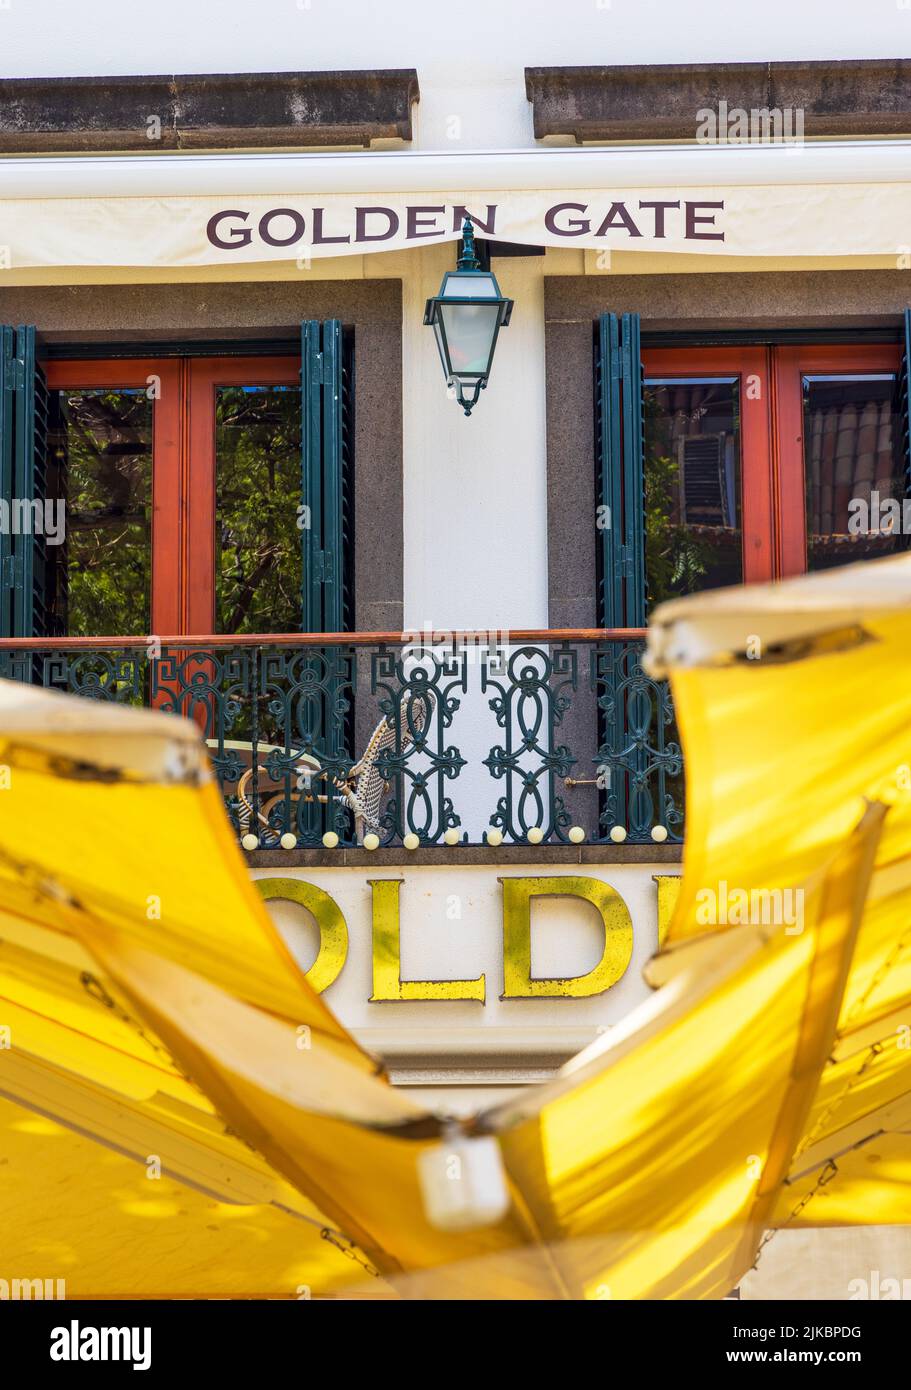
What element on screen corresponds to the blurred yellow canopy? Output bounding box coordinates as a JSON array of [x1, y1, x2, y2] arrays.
[[2, 554, 911, 1297], [648, 553, 911, 1231]]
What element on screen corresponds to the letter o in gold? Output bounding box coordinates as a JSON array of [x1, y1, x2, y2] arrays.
[[256, 878, 348, 994]]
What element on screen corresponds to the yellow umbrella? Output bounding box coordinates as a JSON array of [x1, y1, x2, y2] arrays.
[[0, 1096, 373, 1299], [0, 680, 366, 1060], [647, 553, 911, 1228], [0, 681, 555, 1296], [2, 552, 909, 1296], [0, 884, 390, 1296], [476, 803, 884, 1298], [14, 810, 876, 1299]]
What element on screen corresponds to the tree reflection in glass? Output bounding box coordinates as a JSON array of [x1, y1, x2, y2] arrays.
[[215, 385, 302, 635], [47, 389, 152, 636], [642, 377, 743, 613]]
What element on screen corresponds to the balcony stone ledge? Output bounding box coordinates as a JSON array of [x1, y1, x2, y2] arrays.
[[246, 842, 683, 869]]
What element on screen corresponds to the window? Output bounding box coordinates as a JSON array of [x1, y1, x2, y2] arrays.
[[643, 377, 742, 604], [641, 347, 774, 610], [214, 382, 302, 635], [772, 345, 905, 579], [47, 383, 154, 636], [596, 317, 908, 627], [0, 324, 354, 639], [43, 359, 178, 636]]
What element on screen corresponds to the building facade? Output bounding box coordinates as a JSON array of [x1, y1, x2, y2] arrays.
[[2, 0, 911, 1298]]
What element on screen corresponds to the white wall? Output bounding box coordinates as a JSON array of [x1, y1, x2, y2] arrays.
[[2, 0, 910, 152], [400, 242, 548, 631]]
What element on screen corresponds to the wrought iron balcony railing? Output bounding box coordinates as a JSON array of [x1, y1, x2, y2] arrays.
[[0, 629, 683, 849]]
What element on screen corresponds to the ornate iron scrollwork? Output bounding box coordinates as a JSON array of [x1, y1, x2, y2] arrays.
[[592, 641, 683, 842], [259, 645, 357, 846], [482, 643, 576, 842], [371, 644, 467, 845], [1, 636, 682, 847]]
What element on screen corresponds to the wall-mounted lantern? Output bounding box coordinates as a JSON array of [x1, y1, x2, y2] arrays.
[[423, 218, 514, 417]]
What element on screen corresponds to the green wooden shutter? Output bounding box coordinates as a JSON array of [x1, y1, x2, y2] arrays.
[[338, 327, 355, 633], [298, 320, 355, 842], [301, 319, 353, 634], [13, 326, 52, 638], [596, 313, 622, 629], [596, 312, 644, 628], [619, 313, 645, 627], [0, 327, 14, 637], [0, 326, 52, 640]]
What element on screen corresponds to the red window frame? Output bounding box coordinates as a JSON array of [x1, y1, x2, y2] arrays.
[[185, 357, 301, 634], [45, 355, 300, 636]]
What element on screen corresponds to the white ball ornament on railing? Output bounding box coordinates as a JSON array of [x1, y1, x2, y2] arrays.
[[568, 825, 586, 844], [526, 827, 544, 845], [443, 828, 461, 846], [241, 833, 259, 851], [280, 832, 298, 850], [363, 832, 380, 851], [403, 832, 420, 850], [486, 829, 504, 848], [321, 831, 339, 849], [651, 825, 668, 843], [609, 825, 627, 844]]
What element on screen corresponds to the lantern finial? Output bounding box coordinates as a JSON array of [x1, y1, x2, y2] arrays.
[[457, 217, 481, 271]]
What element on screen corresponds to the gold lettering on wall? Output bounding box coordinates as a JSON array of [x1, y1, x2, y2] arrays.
[[256, 877, 348, 994], [500, 876, 634, 998], [653, 875, 682, 947], [369, 879, 486, 1002]]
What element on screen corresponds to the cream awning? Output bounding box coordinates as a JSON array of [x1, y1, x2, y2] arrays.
[[1, 140, 910, 270]]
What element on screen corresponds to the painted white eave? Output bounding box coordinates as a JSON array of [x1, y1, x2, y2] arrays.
[[0, 140, 910, 199]]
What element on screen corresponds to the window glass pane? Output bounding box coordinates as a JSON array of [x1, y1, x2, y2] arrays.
[[47, 388, 152, 636], [215, 385, 302, 634], [803, 374, 906, 572], [642, 377, 743, 610]]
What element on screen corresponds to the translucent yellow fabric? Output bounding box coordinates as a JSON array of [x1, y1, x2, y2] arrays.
[[0, 877, 390, 1295], [70, 917, 552, 1295], [647, 556, 911, 1228], [0, 682, 365, 1060], [2, 554, 910, 1299], [0, 1097, 368, 1299], [0, 683, 550, 1296], [475, 805, 883, 1298], [0, 902, 334, 1210]]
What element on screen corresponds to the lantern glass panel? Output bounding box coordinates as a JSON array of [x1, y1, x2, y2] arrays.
[[439, 302, 501, 376], [441, 272, 500, 299], [432, 318, 448, 375]]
